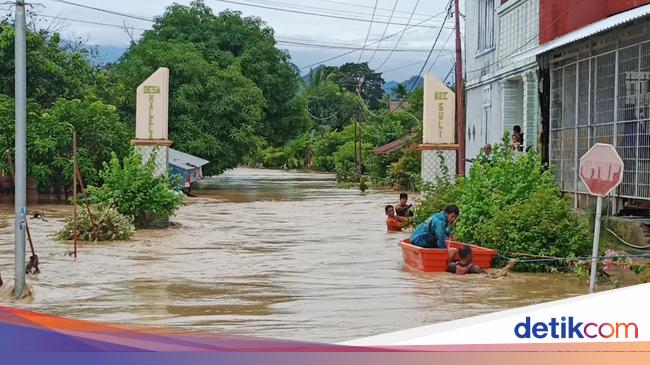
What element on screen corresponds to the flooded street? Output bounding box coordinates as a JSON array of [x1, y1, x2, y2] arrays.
[[0, 168, 593, 342]]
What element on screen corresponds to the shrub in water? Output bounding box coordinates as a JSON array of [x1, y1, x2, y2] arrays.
[[86, 148, 184, 227], [57, 203, 135, 241], [414, 139, 591, 271]]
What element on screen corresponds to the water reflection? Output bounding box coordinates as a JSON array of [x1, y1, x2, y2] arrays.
[[0, 168, 598, 342]]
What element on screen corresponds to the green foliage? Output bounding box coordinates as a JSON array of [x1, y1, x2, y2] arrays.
[[305, 80, 359, 131], [262, 133, 309, 169], [311, 130, 345, 171], [392, 83, 408, 100], [86, 149, 184, 227], [135, 1, 309, 145], [641, 267, 650, 283], [387, 148, 422, 191], [57, 203, 135, 242], [415, 140, 592, 272], [108, 40, 266, 176], [0, 23, 100, 106], [330, 62, 385, 109], [0, 96, 130, 194], [334, 160, 359, 183]]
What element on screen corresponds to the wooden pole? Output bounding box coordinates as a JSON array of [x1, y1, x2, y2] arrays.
[[454, 0, 466, 176], [72, 130, 78, 258]]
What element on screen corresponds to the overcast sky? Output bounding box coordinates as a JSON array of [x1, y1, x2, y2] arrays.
[[4, 0, 462, 81]]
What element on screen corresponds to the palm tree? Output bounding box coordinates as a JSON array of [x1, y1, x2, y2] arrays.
[[393, 83, 408, 100]]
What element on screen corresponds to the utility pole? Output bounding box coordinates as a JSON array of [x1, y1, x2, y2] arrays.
[[454, 0, 466, 176], [14, 0, 27, 298]]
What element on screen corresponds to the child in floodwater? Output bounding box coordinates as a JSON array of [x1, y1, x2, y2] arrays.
[[386, 205, 409, 232], [394, 192, 414, 217], [447, 245, 485, 275]]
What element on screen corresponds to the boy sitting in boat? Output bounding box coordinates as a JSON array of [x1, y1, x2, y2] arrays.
[[386, 205, 409, 232], [447, 245, 485, 275], [394, 192, 414, 217], [410, 204, 459, 250]]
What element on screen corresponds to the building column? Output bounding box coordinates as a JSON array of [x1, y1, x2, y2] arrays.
[[523, 70, 539, 150]]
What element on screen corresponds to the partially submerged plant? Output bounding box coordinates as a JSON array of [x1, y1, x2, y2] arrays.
[[57, 203, 135, 242]]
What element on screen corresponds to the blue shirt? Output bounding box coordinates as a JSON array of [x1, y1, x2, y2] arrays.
[[410, 211, 450, 249]]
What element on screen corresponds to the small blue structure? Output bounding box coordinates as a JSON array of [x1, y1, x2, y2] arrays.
[[168, 148, 209, 188]]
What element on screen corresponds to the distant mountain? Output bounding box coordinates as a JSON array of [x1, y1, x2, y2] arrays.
[[95, 45, 127, 65], [60, 41, 126, 65], [383, 75, 423, 97]]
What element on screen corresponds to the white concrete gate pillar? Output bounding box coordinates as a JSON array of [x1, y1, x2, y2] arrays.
[[133, 67, 171, 176], [420, 74, 457, 183]]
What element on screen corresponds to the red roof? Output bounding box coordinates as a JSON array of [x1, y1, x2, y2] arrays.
[[373, 138, 406, 155]]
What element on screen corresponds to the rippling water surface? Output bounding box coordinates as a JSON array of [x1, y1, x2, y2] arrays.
[[0, 168, 592, 342]]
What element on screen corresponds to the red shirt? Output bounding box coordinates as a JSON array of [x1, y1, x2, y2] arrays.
[[387, 215, 407, 232]]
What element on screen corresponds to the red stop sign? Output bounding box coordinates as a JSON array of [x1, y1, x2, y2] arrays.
[[579, 143, 624, 197]]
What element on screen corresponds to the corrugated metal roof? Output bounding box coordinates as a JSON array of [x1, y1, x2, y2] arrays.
[[526, 4, 650, 57], [169, 148, 209, 170], [373, 138, 406, 155]]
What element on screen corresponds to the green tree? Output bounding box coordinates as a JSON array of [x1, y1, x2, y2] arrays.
[[136, 1, 308, 145], [0, 23, 99, 106], [306, 66, 338, 87], [393, 83, 408, 100], [0, 96, 130, 195], [108, 40, 266, 176], [330, 62, 385, 109], [305, 80, 359, 131]]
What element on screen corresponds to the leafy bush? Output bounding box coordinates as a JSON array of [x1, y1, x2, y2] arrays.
[[312, 130, 345, 171], [57, 203, 135, 241], [86, 148, 184, 227], [387, 148, 421, 191], [414, 139, 592, 271], [334, 160, 359, 183], [413, 178, 463, 227], [261, 133, 309, 169]]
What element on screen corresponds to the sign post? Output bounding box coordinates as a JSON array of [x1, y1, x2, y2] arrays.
[[134, 67, 171, 177], [419, 74, 457, 184], [578, 143, 624, 293]]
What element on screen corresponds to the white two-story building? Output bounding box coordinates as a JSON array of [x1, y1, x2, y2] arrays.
[[464, 0, 541, 169]]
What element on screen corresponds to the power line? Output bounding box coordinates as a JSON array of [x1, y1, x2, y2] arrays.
[[212, 0, 452, 30], [444, 64, 454, 84], [366, 0, 399, 64], [240, 0, 437, 24], [357, 0, 379, 62], [25, 9, 443, 54], [277, 39, 445, 53], [375, 0, 422, 70], [300, 9, 446, 70], [405, 0, 452, 93], [314, 0, 440, 20], [379, 41, 454, 75], [31, 12, 149, 31], [427, 27, 454, 73], [382, 29, 453, 76], [45, 0, 154, 23]]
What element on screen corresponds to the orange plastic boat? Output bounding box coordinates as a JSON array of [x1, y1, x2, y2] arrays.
[[398, 239, 496, 272]]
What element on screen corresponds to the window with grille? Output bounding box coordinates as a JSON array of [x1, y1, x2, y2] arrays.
[[549, 41, 650, 200], [478, 0, 495, 52]]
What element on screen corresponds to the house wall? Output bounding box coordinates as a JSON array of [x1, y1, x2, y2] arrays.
[[543, 19, 650, 202], [539, 0, 650, 43], [465, 0, 541, 169]]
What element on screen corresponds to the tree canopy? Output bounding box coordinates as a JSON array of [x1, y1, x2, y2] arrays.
[[329, 62, 385, 109], [108, 40, 266, 176], [0, 23, 99, 107], [136, 1, 308, 146]]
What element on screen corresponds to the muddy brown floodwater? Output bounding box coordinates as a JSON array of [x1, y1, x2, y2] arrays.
[[0, 168, 599, 342]]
